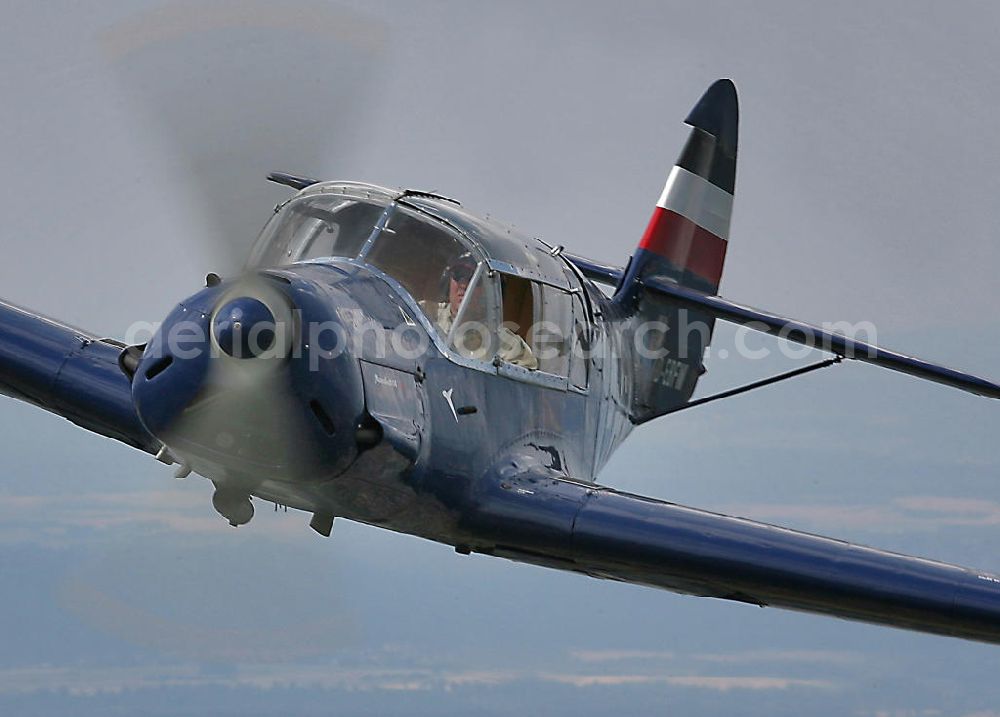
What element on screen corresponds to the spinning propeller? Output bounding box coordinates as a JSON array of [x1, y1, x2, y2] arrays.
[[101, 0, 388, 524]]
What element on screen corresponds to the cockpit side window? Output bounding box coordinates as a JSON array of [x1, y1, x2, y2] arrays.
[[365, 207, 470, 313], [500, 274, 534, 345], [499, 273, 586, 383], [569, 292, 590, 389], [443, 263, 501, 362], [247, 195, 384, 268], [366, 207, 505, 365], [530, 283, 574, 377]]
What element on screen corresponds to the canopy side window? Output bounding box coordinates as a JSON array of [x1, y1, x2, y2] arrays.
[[366, 207, 471, 312], [443, 263, 501, 362], [569, 293, 589, 389], [366, 207, 504, 366], [500, 274, 534, 346], [530, 283, 573, 377], [499, 274, 586, 382]]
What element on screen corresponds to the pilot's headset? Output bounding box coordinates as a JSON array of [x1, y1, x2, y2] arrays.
[[439, 252, 478, 300]]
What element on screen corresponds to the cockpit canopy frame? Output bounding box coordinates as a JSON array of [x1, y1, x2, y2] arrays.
[[247, 182, 589, 388], [248, 181, 578, 291]]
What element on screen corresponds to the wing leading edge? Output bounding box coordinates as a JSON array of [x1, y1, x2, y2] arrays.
[[0, 300, 155, 452], [464, 471, 1000, 644]]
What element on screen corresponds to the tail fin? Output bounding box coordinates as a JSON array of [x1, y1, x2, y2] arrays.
[[620, 78, 737, 294], [615, 79, 738, 423]]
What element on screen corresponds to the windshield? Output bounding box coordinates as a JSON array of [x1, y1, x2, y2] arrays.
[[250, 195, 512, 364], [246, 194, 386, 268]]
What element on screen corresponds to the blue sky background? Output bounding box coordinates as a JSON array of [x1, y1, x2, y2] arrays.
[[1, 1, 1000, 715]]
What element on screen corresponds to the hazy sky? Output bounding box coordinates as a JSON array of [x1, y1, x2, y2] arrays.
[[2, 2, 1000, 715]]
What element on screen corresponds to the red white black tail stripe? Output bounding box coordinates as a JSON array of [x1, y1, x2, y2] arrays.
[[625, 79, 738, 295]]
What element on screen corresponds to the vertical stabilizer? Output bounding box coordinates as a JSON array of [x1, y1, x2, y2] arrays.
[[615, 80, 739, 423], [623, 78, 737, 294]]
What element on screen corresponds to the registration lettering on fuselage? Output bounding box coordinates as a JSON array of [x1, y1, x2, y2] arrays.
[[655, 358, 689, 391]]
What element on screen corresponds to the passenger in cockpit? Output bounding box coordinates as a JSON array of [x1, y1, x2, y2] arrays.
[[431, 255, 537, 370]]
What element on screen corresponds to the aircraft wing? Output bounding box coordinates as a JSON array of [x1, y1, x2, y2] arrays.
[[565, 253, 1000, 400], [463, 469, 1000, 644], [0, 299, 156, 452]]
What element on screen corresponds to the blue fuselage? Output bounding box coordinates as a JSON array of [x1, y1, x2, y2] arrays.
[[131, 257, 635, 546]]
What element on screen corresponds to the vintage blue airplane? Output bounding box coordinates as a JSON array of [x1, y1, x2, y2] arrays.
[[2, 79, 1000, 644]]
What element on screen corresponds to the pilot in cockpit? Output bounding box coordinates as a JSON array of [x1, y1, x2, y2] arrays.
[[428, 254, 538, 370]]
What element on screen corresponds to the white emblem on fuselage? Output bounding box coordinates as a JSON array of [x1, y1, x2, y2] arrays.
[[442, 388, 459, 423], [374, 374, 398, 389]]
